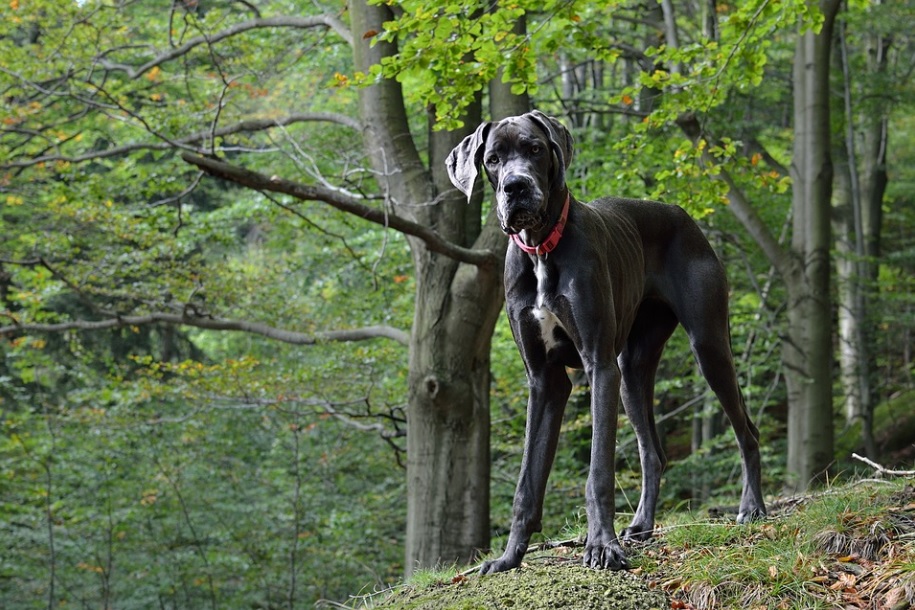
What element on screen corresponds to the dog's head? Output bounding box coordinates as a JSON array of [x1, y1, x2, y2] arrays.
[[446, 111, 573, 235]]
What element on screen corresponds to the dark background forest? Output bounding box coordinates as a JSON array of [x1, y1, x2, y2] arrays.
[[1, 0, 914, 608]]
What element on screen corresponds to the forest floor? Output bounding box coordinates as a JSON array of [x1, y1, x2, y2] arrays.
[[347, 478, 915, 610]]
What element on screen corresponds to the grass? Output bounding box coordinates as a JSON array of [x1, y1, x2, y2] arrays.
[[633, 479, 915, 608], [353, 478, 915, 609]]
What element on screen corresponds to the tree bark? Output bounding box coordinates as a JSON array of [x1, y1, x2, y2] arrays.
[[490, 15, 531, 122], [783, 0, 841, 491], [350, 0, 507, 574], [833, 12, 890, 456], [832, 123, 874, 453]]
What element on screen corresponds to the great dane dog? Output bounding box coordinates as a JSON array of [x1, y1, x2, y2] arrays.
[[446, 111, 766, 574]]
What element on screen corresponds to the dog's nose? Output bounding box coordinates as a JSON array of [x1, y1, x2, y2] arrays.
[[501, 174, 531, 198]]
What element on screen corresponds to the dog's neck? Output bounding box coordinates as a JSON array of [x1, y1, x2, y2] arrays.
[[511, 189, 571, 257]]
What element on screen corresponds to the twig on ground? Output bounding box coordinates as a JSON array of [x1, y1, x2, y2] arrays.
[[852, 453, 915, 478]]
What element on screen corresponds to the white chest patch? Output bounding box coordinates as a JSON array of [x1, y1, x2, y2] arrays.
[[532, 306, 564, 351], [532, 258, 566, 351], [534, 257, 548, 308]]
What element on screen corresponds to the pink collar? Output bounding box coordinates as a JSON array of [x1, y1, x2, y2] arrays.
[[510, 194, 570, 257]]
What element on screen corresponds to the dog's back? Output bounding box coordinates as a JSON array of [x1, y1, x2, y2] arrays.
[[588, 197, 727, 303]]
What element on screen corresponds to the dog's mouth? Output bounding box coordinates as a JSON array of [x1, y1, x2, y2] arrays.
[[501, 208, 546, 235]]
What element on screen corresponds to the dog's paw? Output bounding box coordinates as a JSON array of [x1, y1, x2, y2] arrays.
[[583, 539, 629, 570], [479, 556, 519, 575], [736, 503, 767, 524], [620, 522, 654, 543], [479, 544, 526, 575]]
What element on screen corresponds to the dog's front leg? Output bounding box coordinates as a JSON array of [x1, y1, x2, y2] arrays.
[[481, 364, 571, 575], [583, 361, 629, 570]]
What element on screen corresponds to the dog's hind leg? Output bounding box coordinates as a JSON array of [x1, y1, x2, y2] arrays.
[[679, 277, 767, 523], [618, 300, 679, 542]]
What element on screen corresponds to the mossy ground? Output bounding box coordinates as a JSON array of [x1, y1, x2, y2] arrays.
[[353, 479, 915, 610], [364, 561, 666, 610]]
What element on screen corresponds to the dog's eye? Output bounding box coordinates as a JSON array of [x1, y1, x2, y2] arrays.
[[486, 154, 500, 165], [530, 145, 542, 155]]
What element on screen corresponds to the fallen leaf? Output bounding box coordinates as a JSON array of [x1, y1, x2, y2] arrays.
[[829, 571, 857, 591], [883, 586, 906, 607], [838, 555, 858, 563]]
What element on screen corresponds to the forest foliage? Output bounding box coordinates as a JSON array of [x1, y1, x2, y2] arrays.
[[1, 0, 914, 608]]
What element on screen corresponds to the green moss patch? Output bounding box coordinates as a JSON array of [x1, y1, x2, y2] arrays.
[[369, 562, 666, 610]]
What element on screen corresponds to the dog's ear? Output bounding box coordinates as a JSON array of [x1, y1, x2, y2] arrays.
[[526, 110, 574, 180], [446, 122, 492, 203]]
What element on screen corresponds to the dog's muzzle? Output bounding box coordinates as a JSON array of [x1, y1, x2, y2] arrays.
[[498, 174, 545, 234]]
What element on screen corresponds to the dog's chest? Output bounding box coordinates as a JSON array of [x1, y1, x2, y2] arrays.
[[531, 258, 567, 351]]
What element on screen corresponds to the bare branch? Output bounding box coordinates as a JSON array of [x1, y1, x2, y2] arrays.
[[215, 112, 363, 137], [209, 394, 406, 437], [852, 453, 915, 478], [181, 152, 499, 268], [0, 313, 410, 346], [98, 16, 352, 80], [2, 112, 361, 169]]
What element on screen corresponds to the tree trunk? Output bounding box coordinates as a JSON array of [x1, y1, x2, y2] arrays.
[[404, 260, 503, 574], [783, 0, 841, 491], [403, 113, 506, 574], [832, 130, 875, 453], [351, 0, 507, 575], [831, 13, 893, 458], [490, 16, 532, 120]]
